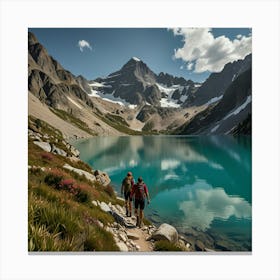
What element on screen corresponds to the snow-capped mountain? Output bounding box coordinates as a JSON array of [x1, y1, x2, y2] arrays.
[[176, 67, 252, 135], [88, 57, 199, 108], [28, 31, 252, 136], [184, 54, 252, 107]]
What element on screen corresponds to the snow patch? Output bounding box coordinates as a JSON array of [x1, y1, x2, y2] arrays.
[[160, 98, 181, 108], [180, 95, 188, 103], [205, 95, 223, 106], [223, 95, 252, 120], [128, 104, 137, 109], [89, 81, 104, 88], [156, 83, 184, 108], [132, 57, 141, 62]]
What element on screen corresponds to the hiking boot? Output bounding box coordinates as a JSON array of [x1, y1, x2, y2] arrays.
[[136, 216, 139, 227]]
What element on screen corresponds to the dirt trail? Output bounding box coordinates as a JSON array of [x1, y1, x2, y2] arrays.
[[126, 227, 153, 252]]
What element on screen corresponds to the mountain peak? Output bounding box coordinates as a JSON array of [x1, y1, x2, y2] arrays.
[[132, 56, 141, 62]]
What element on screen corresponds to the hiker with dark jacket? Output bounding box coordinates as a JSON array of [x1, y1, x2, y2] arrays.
[[130, 177, 150, 228], [121, 171, 134, 217]]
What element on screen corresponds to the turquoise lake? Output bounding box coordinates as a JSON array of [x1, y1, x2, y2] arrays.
[[73, 135, 252, 251]]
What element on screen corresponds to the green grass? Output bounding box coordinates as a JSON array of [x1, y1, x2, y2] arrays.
[[50, 108, 96, 136], [28, 117, 123, 251], [94, 111, 143, 135]]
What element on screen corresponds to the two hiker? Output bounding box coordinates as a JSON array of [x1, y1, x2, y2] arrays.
[[121, 172, 150, 228]]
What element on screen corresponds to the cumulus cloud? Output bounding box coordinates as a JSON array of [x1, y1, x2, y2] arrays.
[[78, 39, 92, 52], [179, 187, 251, 231], [171, 28, 252, 73]]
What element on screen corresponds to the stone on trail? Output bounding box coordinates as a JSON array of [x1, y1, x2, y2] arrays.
[[116, 242, 128, 252], [119, 233, 127, 243], [127, 232, 140, 240], [151, 223, 178, 243]]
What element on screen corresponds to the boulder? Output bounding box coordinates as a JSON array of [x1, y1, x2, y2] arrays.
[[116, 242, 128, 252], [94, 170, 111, 186], [151, 223, 178, 243], [52, 145, 67, 157], [100, 202, 111, 213], [33, 141, 51, 152], [63, 163, 96, 182]]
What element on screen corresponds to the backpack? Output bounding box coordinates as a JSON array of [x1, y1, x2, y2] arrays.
[[123, 176, 132, 193], [135, 182, 145, 200]]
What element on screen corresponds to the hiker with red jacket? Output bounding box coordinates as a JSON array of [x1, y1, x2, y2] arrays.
[[121, 171, 134, 217], [130, 177, 150, 228]]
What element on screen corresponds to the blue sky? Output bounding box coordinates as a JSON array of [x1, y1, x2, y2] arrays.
[[29, 28, 252, 83]]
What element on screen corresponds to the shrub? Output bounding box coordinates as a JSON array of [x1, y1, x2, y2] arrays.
[[44, 169, 65, 187], [41, 152, 54, 161], [154, 240, 183, 251]]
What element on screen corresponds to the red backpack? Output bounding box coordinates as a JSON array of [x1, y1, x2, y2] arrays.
[[135, 182, 145, 200]]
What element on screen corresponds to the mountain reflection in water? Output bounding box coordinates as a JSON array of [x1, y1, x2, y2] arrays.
[[73, 135, 252, 250]]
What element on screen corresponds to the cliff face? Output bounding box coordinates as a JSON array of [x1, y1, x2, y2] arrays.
[[28, 32, 94, 111]]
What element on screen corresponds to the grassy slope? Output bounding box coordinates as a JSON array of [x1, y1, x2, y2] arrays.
[[28, 117, 123, 251]]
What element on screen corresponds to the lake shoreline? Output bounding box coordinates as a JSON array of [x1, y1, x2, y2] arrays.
[[72, 135, 252, 252]]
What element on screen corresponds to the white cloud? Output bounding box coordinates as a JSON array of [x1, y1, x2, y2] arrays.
[[179, 187, 251, 231], [171, 28, 252, 73], [180, 65, 184, 70], [187, 62, 193, 71], [78, 39, 92, 52]]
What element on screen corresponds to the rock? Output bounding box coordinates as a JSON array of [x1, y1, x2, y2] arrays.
[[116, 242, 128, 252], [63, 163, 96, 182], [152, 223, 178, 243], [205, 247, 216, 252], [92, 200, 98, 207], [100, 202, 111, 213], [135, 245, 140, 251], [33, 141, 51, 152], [127, 232, 140, 240], [178, 239, 185, 248], [51, 145, 67, 156], [195, 240, 205, 251], [96, 220, 104, 228], [70, 145, 80, 157], [94, 170, 111, 186], [119, 233, 127, 243], [116, 196, 125, 202], [130, 240, 136, 247]]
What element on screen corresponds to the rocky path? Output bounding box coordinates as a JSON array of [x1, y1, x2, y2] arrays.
[[126, 226, 153, 252]]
